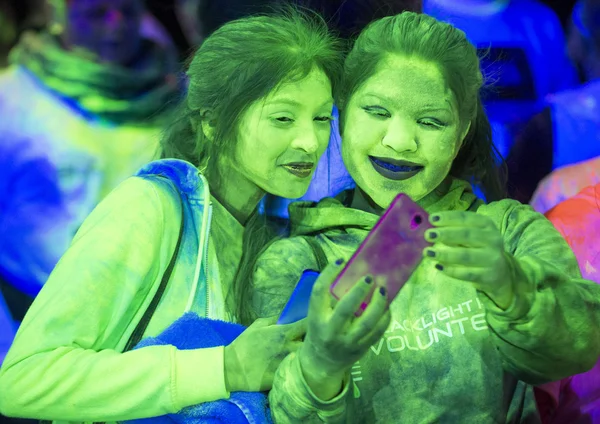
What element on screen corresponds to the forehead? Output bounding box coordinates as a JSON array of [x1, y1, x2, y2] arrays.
[[356, 55, 454, 106], [265, 67, 333, 105]]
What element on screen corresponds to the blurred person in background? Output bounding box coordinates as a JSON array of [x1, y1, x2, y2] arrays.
[[530, 154, 600, 213], [535, 182, 600, 424], [0, 0, 17, 68], [0, 0, 181, 318], [424, 0, 578, 162], [507, 0, 600, 203]]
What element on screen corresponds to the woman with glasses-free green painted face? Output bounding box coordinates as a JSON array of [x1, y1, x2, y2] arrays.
[[341, 54, 471, 211], [0, 8, 345, 422]]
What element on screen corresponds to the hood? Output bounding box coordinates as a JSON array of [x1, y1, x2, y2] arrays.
[[289, 177, 481, 236]]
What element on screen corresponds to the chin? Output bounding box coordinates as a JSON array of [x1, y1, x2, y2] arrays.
[[272, 183, 311, 200], [366, 181, 430, 209]]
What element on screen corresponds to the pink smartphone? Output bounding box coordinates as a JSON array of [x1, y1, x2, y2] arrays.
[[330, 193, 434, 316]]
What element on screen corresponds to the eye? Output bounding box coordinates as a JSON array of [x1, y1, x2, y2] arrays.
[[419, 119, 447, 129], [275, 117, 294, 123], [314, 116, 334, 123], [362, 106, 391, 118]]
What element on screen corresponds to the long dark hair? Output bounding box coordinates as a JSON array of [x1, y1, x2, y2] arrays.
[[159, 4, 344, 325], [336, 12, 507, 201]]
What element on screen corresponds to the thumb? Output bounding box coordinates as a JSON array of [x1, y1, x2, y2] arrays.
[[280, 317, 307, 339]]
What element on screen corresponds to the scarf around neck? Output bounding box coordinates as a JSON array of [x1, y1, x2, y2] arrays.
[[10, 31, 182, 125]]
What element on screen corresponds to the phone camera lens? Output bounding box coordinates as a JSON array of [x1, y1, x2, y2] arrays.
[[414, 215, 422, 225]]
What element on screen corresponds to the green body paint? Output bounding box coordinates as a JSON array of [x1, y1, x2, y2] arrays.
[[342, 55, 467, 210], [216, 67, 334, 223]]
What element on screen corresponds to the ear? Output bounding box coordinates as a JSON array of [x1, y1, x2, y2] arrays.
[[200, 109, 216, 141]]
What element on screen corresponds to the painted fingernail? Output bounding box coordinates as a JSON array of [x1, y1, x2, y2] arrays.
[[431, 215, 440, 222], [379, 286, 387, 296], [335, 258, 344, 266], [428, 231, 438, 239], [365, 276, 373, 284], [426, 250, 436, 258], [435, 264, 444, 271]]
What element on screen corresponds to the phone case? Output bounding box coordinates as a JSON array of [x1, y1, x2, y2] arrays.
[[330, 193, 434, 316], [277, 270, 320, 325]]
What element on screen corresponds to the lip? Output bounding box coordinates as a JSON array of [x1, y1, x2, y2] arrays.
[[281, 162, 314, 179], [369, 157, 423, 181], [370, 156, 423, 167]]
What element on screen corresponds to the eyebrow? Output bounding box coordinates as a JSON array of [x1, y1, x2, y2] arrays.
[[266, 97, 334, 109], [363, 92, 452, 111]]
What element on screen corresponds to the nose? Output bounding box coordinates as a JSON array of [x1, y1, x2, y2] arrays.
[[290, 125, 324, 155], [381, 118, 418, 153]]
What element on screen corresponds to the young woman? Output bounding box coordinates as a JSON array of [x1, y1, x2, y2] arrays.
[[249, 12, 600, 423], [0, 7, 344, 423]]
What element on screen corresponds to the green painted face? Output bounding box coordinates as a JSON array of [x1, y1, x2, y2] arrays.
[[342, 55, 470, 209], [230, 67, 334, 200]]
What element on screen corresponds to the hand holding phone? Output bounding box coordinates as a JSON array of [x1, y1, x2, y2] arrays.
[[330, 193, 433, 316]]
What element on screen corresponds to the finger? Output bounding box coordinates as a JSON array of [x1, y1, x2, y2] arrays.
[[430, 211, 494, 229], [281, 317, 307, 340], [423, 245, 494, 268], [425, 227, 501, 248], [330, 275, 375, 330], [349, 284, 389, 342], [433, 263, 492, 287], [358, 309, 392, 349], [307, 259, 345, 319]]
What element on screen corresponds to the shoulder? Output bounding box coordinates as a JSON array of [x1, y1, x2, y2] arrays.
[[255, 236, 316, 274], [74, 176, 173, 242], [0, 66, 40, 106], [136, 159, 207, 199], [478, 198, 573, 255], [252, 236, 321, 292], [546, 184, 600, 227], [251, 236, 318, 318], [547, 81, 600, 110], [0, 66, 21, 89], [477, 198, 551, 236]]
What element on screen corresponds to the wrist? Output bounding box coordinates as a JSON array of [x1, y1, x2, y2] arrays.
[[484, 284, 514, 311], [298, 348, 347, 401]]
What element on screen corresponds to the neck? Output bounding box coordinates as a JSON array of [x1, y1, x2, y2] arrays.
[[209, 171, 265, 226], [350, 187, 384, 216], [350, 178, 452, 216]]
